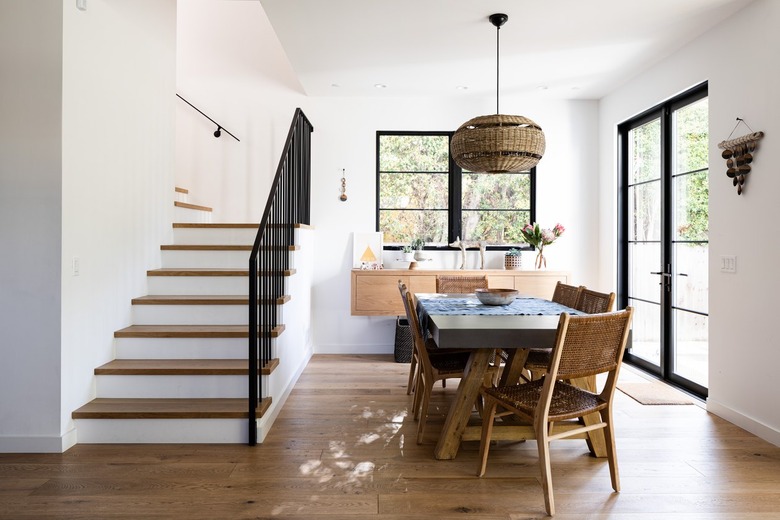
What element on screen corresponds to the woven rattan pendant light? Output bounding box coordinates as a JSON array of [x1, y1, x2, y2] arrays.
[[451, 14, 545, 173]]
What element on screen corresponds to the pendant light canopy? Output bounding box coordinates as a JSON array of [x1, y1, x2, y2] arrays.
[[451, 14, 545, 173]]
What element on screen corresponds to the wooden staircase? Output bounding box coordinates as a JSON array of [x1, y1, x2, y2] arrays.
[[72, 189, 308, 444]]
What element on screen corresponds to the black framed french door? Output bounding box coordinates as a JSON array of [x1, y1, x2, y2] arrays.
[[618, 82, 709, 399]]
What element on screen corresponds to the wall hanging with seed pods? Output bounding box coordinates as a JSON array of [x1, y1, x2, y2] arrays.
[[718, 118, 764, 195]]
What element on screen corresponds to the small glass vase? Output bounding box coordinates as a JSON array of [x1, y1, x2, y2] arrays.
[[535, 247, 546, 269]]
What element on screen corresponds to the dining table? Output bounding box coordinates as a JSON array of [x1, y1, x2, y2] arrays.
[[415, 292, 609, 461]]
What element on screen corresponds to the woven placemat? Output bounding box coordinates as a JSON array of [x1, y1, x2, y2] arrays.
[[617, 381, 694, 405]]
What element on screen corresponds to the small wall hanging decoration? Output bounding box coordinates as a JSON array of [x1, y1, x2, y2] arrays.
[[718, 118, 764, 195], [339, 168, 348, 201]]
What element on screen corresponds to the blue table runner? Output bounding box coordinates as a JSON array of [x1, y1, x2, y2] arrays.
[[417, 296, 580, 317]]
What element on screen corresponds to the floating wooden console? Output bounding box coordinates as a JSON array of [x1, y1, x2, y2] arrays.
[[351, 269, 569, 316]]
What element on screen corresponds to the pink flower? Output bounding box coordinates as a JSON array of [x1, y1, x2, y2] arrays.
[[553, 223, 565, 236]]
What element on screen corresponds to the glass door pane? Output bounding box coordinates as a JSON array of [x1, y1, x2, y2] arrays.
[[670, 97, 709, 389], [625, 117, 662, 368]]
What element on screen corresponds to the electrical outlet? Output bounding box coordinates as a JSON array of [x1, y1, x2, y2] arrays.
[[720, 255, 736, 273], [72, 257, 80, 276]]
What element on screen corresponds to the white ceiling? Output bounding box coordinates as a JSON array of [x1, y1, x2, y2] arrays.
[[259, 0, 753, 100]]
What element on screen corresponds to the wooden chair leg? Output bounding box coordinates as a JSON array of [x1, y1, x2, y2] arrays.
[[412, 372, 423, 421], [416, 380, 434, 444], [406, 354, 418, 395], [536, 421, 555, 517], [477, 396, 499, 477], [600, 407, 620, 492]]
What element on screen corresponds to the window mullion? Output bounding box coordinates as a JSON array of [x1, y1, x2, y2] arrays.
[[448, 142, 462, 244]]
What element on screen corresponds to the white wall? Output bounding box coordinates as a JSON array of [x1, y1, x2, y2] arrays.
[[59, 0, 177, 450], [175, 2, 602, 356], [1, 0, 176, 454], [598, 0, 780, 445], [0, 1, 64, 452], [176, 0, 306, 221], [307, 97, 599, 353]]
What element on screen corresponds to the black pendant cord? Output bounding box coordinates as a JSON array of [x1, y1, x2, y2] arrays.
[[496, 24, 500, 114], [488, 13, 507, 114]]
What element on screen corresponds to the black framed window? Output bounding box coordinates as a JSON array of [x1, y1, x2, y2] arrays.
[[376, 131, 535, 249]]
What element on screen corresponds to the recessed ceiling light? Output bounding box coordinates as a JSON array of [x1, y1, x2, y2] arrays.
[[537, 86, 549, 91], [456, 85, 469, 91], [570, 86, 581, 91], [374, 83, 387, 89], [331, 83, 341, 88]]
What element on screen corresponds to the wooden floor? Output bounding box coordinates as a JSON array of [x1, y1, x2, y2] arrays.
[[2, 354, 780, 519]]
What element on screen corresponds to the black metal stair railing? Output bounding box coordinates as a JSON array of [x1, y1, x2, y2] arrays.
[[248, 108, 313, 445]]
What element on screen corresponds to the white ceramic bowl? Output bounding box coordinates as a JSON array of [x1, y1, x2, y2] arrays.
[[475, 288, 519, 306]]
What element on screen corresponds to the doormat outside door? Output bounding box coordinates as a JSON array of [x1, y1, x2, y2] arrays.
[[617, 381, 694, 405]]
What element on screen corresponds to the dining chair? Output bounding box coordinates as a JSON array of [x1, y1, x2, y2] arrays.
[[523, 282, 585, 379], [477, 307, 634, 516], [435, 275, 488, 293], [575, 288, 616, 314], [551, 281, 584, 308], [399, 281, 469, 396], [399, 282, 472, 443]]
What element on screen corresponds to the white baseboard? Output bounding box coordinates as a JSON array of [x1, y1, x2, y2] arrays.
[[0, 428, 76, 453], [707, 398, 780, 448], [256, 345, 313, 443], [314, 344, 393, 355]]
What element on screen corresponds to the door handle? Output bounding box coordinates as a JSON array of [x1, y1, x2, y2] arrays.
[[650, 271, 672, 277]]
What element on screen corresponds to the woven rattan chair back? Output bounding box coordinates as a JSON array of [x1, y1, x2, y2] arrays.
[[436, 275, 488, 293], [551, 282, 584, 308], [398, 281, 423, 395], [399, 283, 432, 372], [574, 288, 615, 314], [553, 310, 632, 381]]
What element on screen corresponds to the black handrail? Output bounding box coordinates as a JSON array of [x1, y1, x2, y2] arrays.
[[176, 93, 240, 142], [248, 108, 313, 445]]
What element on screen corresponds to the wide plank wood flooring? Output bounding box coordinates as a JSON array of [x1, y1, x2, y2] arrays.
[[2, 354, 780, 519]]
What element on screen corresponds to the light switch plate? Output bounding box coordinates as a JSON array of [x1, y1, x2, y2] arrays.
[[77, 0, 87, 11], [720, 255, 736, 273]]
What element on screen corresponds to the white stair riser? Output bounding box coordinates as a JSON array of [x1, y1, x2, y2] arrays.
[[75, 418, 248, 444], [96, 375, 247, 398], [115, 337, 251, 359], [173, 228, 257, 245], [161, 250, 251, 269], [147, 276, 249, 295], [131, 304, 254, 325], [174, 206, 212, 224]]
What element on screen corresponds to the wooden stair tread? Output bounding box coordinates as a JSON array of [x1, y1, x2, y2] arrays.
[[72, 397, 272, 419], [160, 244, 300, 251], [161, 244, 253, 251], [131, 295, 290, 305], [171, 223, 312, 229], [114, 324, 285, 338], [147, 268, 297, 276], [174, 201, 213, 212], [174, 186, 188, 194], [173, 223, 259, 229], [95, 358, 279, 376]]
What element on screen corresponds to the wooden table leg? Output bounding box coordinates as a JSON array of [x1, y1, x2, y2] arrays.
[[569, 375, 607, 458], [434, 349, 491, 460], [498, 348, 529, 387]]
